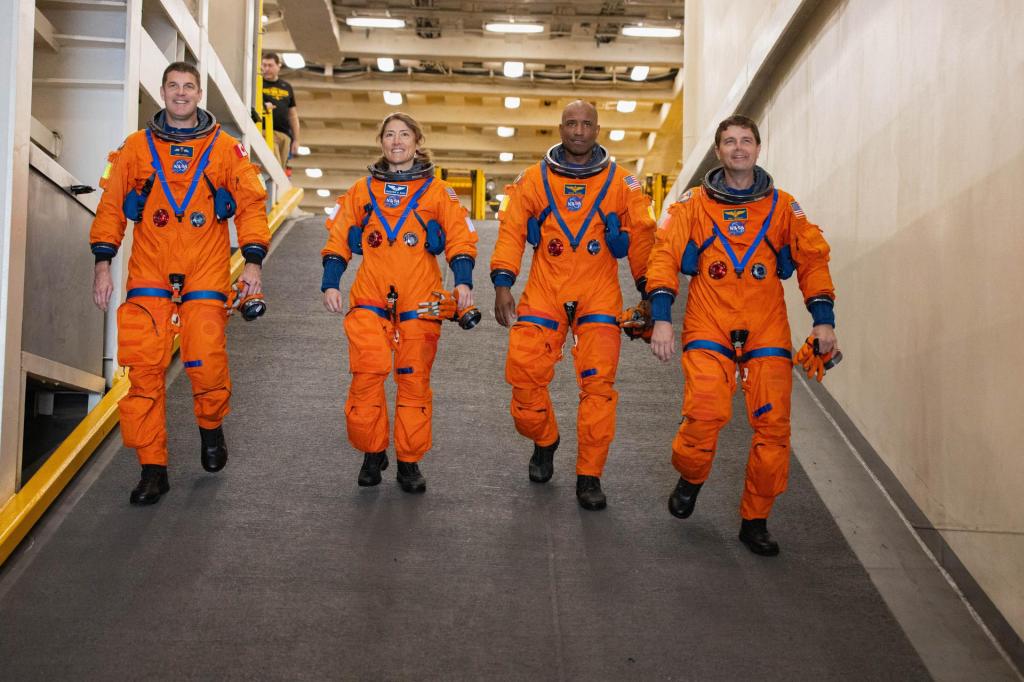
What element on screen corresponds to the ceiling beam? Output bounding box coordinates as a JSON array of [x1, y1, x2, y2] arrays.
[[296, 100, 662, 130], [277, 0, 342, 64], [289, 75, 677, 102], [299, 128, 648, 156], [265, 31, 683, 67]]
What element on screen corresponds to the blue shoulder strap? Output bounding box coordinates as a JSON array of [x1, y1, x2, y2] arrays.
[[539, 161, 617, 250], [365, 176, 434, 243], [144, 128, 221, 220], [711, 190, 778, 277]]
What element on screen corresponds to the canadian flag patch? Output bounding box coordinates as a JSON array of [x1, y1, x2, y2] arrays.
[[234, 143, 248, 158]]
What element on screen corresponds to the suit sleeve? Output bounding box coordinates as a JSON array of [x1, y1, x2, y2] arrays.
[[784, 195, 836, 326], [488, 169, 537, 288], [620, 176, 657, 285], [319, 181, 363, 291], [227, 141, 271, 265], [89, 137, 138, 262], [439, 183, 479, 289], [644, 201, 692, 322]]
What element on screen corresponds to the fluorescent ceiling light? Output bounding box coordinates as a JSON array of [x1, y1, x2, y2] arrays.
[[317, 189, 331, 198], [497, 126, 515, 138], [297, 146, 311, 156], [383, 90, 403, 106], [282, 52, 306, 69], [616, 100, 637, 113], [305, 168, 323, 178], [485, 22, 544, 34], [609, 129, 625, 142], [377, 57, 395, 72], [503, 61, 524, 78], [621, 25, 681, 38], [499, 152, 514, 162], [610, 156, 616, 162], [504, 96, 521, 109], [630, 65, 649, 81], [324, 206, 337, 217], [346, 17, 405, 29]]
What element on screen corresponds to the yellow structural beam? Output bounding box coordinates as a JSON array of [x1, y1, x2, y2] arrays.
[[0, 186, 303, 567], [471, 169, 486, 221]]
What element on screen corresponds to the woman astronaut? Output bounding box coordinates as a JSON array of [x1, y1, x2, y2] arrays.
[[320, 113, 479, 493]]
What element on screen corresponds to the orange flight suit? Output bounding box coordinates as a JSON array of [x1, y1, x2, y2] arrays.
[[322, 172, 478, 462], [645, 177, 835, 519], [89, 114, 270, 466], [490, 152, 656, 476]]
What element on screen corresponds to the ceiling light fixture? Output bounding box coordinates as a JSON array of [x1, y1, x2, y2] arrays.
[[317, 189, 331, 198], [324, 206, 337, 217], [305, 168, 323, 178], [485, 22, 544, 34], [297, 146, 311, 156], [377, 57, 395, 72], [621, 25, 681, 38], [616, 100, 637, 113], [383, 91, 403, 106], [630, 65, 649, 81], [504, 96, 521, 109], [346, 17, 406, 29], [282, 52, 306, 69], [503, 61, 525, 78], [499, 152, 514, 162], [609, 129, 625, 142], [497, 126, 515, 138]]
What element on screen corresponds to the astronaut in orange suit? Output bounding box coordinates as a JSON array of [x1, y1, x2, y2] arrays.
[[646, 115, 839, 555], [491, 100, 656, 510], [90, 62, 270, 506], [321, 112, 478, 494]]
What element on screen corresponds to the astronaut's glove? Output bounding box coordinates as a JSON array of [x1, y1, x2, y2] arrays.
[[417, 290, 458, 321], [227, 282, 267, 322], [618, 300, 654, 343], [794, 336, 842, 382], [416, 290, 481, 329]]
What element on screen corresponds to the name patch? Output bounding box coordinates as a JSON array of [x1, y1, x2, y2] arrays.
[[170, 145, 194, 158], [384, 183, 408, 196], [564, 184, 586, 196], [723, 208, 748, 221]]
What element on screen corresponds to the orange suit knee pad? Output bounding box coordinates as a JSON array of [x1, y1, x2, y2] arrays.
[[742, 357, 793, 505], [393, 326, 438, 459], [506, 322, 561, 443], [179, 301, 231, 428]]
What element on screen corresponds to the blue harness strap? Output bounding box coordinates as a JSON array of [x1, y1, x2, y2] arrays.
[[683, 339, 735, 360], [355, 304, 389, 320], [710, 190, 778, 277], [518, 315, 560, 331], [366, 177, 434, 243], [577, 314, 618, 326], [126, 287, 172, 299], [683, 339, 792, 363], [539, 161, 616, 250], [144, 128, 221, 220], [180, 290, 228, 303]]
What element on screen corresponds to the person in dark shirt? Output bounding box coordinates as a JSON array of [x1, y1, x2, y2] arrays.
[[260, 52, 300, 169]]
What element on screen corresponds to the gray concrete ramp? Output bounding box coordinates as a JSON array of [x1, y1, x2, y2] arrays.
[[0, 217, 1009, 680]]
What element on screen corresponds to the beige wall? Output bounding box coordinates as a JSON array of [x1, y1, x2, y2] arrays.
[[684, 0, 1024, 639]]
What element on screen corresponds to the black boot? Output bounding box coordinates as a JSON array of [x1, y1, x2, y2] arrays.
[[575, 475, 607, 511], [668, 477, 703, 519], [528, 436, 559, 483], [129, 465, 169, 505], [199, 426, 228, 473], [739, 518, 780, 556], [396, 460, 426, 494], [358, 451, 388, 486]]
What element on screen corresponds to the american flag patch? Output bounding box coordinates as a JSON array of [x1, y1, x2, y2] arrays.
[[446, 187, 459, 201], [234, 143, 248, 158], [624, 175, 642, 192], [791, 201, 805, 217]]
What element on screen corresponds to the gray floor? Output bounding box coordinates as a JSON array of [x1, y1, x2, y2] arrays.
[[0, 217, 1007, 680]]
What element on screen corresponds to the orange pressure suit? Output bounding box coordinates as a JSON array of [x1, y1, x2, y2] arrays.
[[89, 110, 270, 466], [490, 145, 656, 476], [321, 163, 478, 462], [645, 167, 835, 519]]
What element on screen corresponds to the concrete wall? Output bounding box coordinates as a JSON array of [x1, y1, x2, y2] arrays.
[[683, 0, 1024, 641]]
